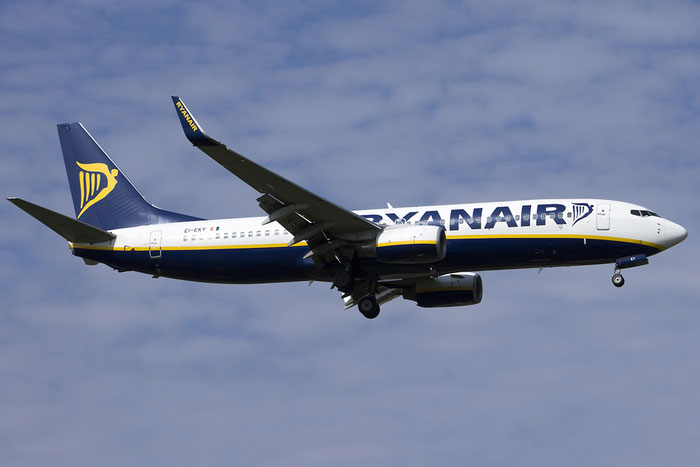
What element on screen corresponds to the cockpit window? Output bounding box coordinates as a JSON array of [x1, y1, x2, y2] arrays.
[[631, 209, 660, 218]]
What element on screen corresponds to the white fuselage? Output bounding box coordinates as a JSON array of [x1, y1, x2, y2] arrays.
[[71, 198, 686, 284]]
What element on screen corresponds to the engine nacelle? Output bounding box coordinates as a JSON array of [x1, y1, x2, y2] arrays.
[[375, 224, 446, 264], [403, 273, 483, 308]]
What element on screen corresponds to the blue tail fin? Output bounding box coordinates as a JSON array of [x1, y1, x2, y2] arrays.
[[58, 123, 201, 230]]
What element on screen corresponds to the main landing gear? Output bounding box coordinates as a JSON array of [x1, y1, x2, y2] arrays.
[[357, 275, 381, 319], [331, 257, 380, 319], [358, 296, 380, 319], [333, 269, 355, 293]]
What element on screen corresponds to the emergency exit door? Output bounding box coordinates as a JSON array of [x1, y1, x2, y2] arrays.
[[149, 230, 162, 258]]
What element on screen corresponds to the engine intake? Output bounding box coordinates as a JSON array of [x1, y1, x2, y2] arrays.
[[375, 224, 446, 264], [404, 273, 483, 308]]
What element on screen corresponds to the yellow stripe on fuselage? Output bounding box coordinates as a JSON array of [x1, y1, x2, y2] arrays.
[[69, 233, 664, 252]]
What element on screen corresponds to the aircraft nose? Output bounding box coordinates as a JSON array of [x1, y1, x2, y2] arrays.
[[665, 220, 688, 248]]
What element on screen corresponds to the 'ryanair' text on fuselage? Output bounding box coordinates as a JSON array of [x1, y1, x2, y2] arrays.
[[361, 203, 595, 230]]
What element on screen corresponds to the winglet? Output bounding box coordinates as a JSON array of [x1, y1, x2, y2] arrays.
[[171, 96, 220, 147]]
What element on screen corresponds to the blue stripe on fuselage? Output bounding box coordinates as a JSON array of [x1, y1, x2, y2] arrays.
[[72, 236, 662, 284]]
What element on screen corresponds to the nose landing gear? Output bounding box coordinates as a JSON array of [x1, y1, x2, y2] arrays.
[[612, 269, 625, 288], [611, 254, 648, 288]]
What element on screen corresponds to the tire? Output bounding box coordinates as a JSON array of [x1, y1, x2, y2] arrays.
[[358, 297, 380, 319], [612, 274, 625, 288], [333, 270, 355, 293]]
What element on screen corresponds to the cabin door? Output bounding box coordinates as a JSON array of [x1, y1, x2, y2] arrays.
[[596, 203, 610, 230]]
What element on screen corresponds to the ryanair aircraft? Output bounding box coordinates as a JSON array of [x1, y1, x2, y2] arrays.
[[8, 97, 688, 319]]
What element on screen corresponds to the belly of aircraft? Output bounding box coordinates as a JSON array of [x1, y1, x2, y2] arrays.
[[72, 236, 662, 284]]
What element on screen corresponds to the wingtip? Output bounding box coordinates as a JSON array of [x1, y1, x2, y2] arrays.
[[171, 96, 219, 147]]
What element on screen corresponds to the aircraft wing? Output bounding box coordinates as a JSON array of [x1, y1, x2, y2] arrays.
[[172, 96, 381, 265]]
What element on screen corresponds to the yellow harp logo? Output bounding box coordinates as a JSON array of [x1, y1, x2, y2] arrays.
[[76, 161, 119, 218]]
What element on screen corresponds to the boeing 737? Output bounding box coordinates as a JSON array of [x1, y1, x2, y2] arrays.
[[8, 97, 688, 319]]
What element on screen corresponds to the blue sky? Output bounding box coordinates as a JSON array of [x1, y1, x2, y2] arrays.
[[2, 1, 699, 465]]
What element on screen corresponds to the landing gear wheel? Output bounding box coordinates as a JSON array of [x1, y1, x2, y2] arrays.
[[358, 296, 380, 319], [333, 270, 355, 293], [612, 273, 625, 288]]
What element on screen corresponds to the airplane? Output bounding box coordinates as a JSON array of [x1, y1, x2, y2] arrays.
[[8, 97, 688, 319]]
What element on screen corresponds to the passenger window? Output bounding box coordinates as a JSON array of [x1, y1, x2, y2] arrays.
[[191, 235, 196, 241], [540, 213, 546, 220], [248, 231, 253, 237], [505, 215, 512, 222], [231, 232, 236, 238], [215, 234, 220, 239], [567, 212, 572, 218], [533, 214, 538, 220], [274, 229, 279, 235], [515, 215, 520, 221], [265, 230, 270, 236], [183, 236, 187, 241], [557, 212, 563, 219]]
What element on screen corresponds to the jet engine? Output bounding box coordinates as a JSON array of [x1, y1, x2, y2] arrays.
[[373, 224, 446, 264], [403, 273, 483, 307]]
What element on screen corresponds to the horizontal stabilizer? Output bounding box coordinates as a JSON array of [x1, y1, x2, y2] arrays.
[[7, 197, 116, 244]]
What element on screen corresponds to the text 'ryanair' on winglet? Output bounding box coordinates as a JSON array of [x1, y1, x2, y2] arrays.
[[171, 96, 220, 147]]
